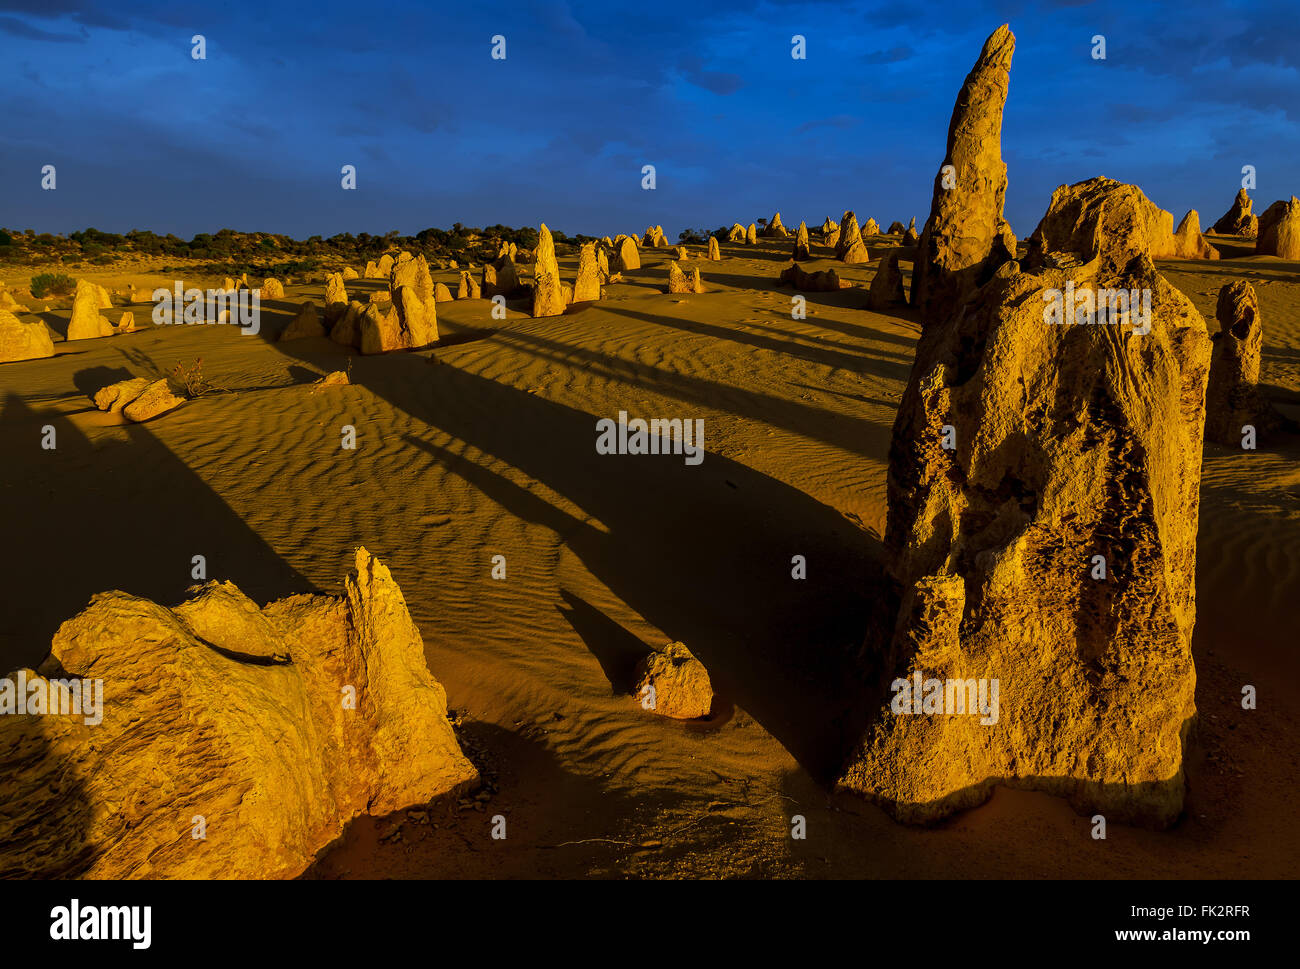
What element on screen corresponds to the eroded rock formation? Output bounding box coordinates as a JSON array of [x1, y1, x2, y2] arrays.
[[0, 309, 54, 362], [1210, 188, 1258, 238], [839, 174, 1210, 829], [1256, 197, 1300, 260], [910, 24, 1018, 322], [1205, 280, 1291, 444], [633, 643, 713, 720], [0, 549, 477, 878]]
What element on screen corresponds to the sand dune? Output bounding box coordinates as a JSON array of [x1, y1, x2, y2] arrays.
[[1, 231, 1296, 877]]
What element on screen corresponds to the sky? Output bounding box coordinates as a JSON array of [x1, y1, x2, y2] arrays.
[[0, 0, 1296, 242]]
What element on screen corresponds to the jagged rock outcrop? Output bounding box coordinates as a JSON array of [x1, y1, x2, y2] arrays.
[[778, 264, 843, 292], [394, 285, 437, 348], [792, 221, 811, 261], [835, 212, 871, 263], [868, 252, 907, 310], [910, 24, 1018, 322], [823, 224, 841, 249], [261, 278, 285, 299], [633, 643, 713, 720], [1256, 197, 1300, 260], [728, 223, 746, 243], [363, 260, 381, 279], [707, 236, 721, 261], [1210, 188, 1258, 238], [324, 273, 349, 322], [67, 280, 115, 340], [376, 253, 395, 277], [532, 224, 568, 317], [457, 271, 481, 300], [1171, 210, 1219, 260], [1205, 281, 1291, 444], [642, 226, 667, 248], [615, 236, 640, 272], [359, 303, 405, 354], [91, 376, 186, 422], [1031, 177, 1176, 268], [341, 266, 360, 281], [765, 212, 789, 237], [280, 301, 326, 341], [886, 221, 905, 235], [573, 243, 601, 302], [667, 260, 705, 294], [864, 218, 882, 236], [839, 176, 1210, 828], [0, 309, 54, 362], [0, 548, 477, 878], [330, 300, 365, 348]]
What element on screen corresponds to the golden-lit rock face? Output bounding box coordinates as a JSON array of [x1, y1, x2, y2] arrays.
[[1256, 197, 1300, 260], [1171, 210, 1219, 260], [0, 548, 477, 878], [910, 24, 1017, 323], [839, 172, 1210, 826], [1033, 177, 1177, 267]]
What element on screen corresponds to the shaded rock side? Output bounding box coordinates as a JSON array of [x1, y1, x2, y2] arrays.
[[1205, 280, 1292, 444]]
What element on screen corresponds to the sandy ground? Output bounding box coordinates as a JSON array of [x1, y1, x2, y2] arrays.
[[1, 235, 1297, 878]]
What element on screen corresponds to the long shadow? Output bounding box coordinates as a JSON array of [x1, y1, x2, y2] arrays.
[[291, 342, 894, 780], [556, 590, 649, 694], [599, 304, 913, 382], [487, 328, 893, 459], [0, 393, 313, 672]]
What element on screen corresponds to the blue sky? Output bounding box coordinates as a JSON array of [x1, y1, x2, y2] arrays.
[[0, 0, 1296, 240]]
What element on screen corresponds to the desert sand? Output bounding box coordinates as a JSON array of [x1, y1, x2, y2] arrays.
[[2, 221, 1297, 877]]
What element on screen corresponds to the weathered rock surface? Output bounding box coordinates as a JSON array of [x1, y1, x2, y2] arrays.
[[765, 212, 789, 237], [746, 223, 757, 245], [0, 308, 54, 362], [359, 303, 406, 354], [727, 223, 745, 243], [792, 221, 811, 261], [330, 300, 365, 349], [834, 212, 863, 260], [573, 243, 601, 302], [864, 218, 882, 236], [92, 376, 153, 414], [1171, 210, 1220, 260], [1256, 197, 1300, 260], [839, 178, 1210, 828], [778, 264, 844, 292], [707, 236, 721, 261], [868, 252, 907, 310], [0, 548, 477, 878], [615, 236, 640, 272], [532, 270, 567, 317], [1031, 177, 1176, 269], [121, 378, 186, 422], [261, 278, 285, 300], [1211, 188, 1258, 237], [1205, 280, 1291, 444], [280, 301, 326, 341], [457, 271, 482, 300], [910, 24, 1018, 322], [667, 261, 692, 294], [67, 280, 115, 340], [633, 643, 713, 720]]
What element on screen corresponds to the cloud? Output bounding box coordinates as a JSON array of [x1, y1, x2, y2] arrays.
[[0, 15, 85, 42]]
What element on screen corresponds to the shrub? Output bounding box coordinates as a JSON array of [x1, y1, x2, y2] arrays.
[[29, 272, 75, 298]]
